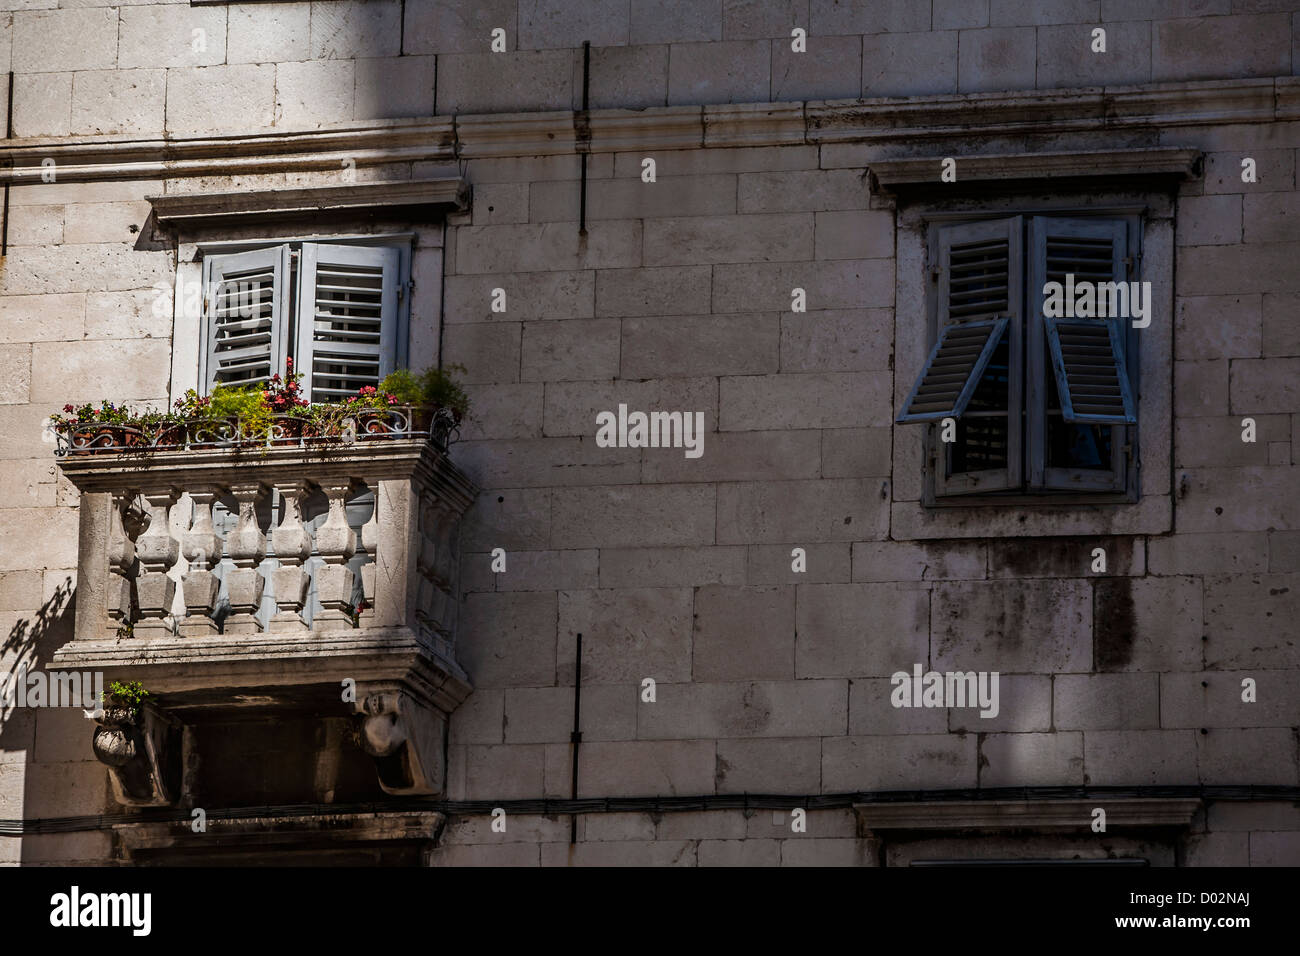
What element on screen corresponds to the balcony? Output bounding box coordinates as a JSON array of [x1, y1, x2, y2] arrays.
[[51, 411, 478, 810]]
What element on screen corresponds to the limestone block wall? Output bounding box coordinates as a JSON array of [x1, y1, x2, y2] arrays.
[[0, 0, 1297, 865]]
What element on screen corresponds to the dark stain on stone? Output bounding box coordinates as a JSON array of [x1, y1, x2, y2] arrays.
[[1270, 587, 1289, 596], [1095, 578, 1136, 671]]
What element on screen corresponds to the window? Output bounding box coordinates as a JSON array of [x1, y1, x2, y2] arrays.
[[898, 214, 1140, 500], [201, 241, 407, 400]]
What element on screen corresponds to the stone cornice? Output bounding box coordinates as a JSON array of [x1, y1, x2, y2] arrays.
[[149, 178, 469, 227], [854, 798, 1203, 832], [0, 77, 1287, 183], [868, 148, 1203, 196]]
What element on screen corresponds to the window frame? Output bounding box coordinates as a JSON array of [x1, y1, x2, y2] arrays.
[[194, 233, 414, 402], [917, 207, 1146, 508]]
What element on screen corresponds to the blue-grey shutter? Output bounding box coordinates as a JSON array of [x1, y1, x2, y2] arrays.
[[203, 246, 288, 392], [897, 316, 1011, 422], [1043, 316, 1136, 424], [296, 244, 400, 402]]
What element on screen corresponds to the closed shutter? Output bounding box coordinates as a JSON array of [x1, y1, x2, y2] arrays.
[[203, 246, 288, 391], [295, 244, 400, 402]]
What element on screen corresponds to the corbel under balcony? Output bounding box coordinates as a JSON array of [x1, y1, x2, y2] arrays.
[[52, 436, 479, 805]]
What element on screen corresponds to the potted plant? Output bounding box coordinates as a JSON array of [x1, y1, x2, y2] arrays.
[[51, 401, 141, 453], [91, 679, 151, 768], [262, 357, 312, 444], [378, 365, 471, 434], [342, 385, 402, 438]]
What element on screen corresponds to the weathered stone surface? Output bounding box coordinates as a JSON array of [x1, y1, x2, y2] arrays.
[[668, 39, 770, 105], [853, 540, 987, 582], [1083, 730, 1199, 785], [1055, 674, 1159, 730], [637, 680, 847, 739], [721, 372, 892, 429], [931, 580, 1092, 673], [715, 737, 822, 792], [228, 2, 312, 63], [493, 549, 600, 592], [1148, 532, 1268, 575], [596, 266, 713, 316], [438, 51, 573, 112], [644, 213, 813, 266], [643, 431, 821, 484], [568, 740, 716, 796], [780, 309, 893, 371], [558, 587, 694, 682], [503, 685, 636, 743], [809, 0, 931, 34], [622, 313, 779, 378], [957, 27, 1036, 93], [980, 732, 1085, 787], [521, 319, 622, 381], [70, 70, 166, 137], [1095, 576, 1203, 672], [699, 838, 782, 865], [1036, 21, 1150, 89], [822, 734, 978, 790], [457, 222, 642, 274], [718, 478, 890, 544], [598, 546, 747, 588], [1204, 573, 1300, 670], [446, 271, 596, 323], [795, 583, 930, 678], [1160, 671, 1300, 729], [461, 489, 551, 552], [848, 677, 949, 735], [1198, 727, 1298, 785], [861, 31, 959, 97], [693, 586, 796, 680], [821, 427, 892, 478], [460, 591, 558, 688], [465, 744, 546, 799], [531, 175, 736, 222], [167, 64, 277, 135], [13, 8, 117, 73], [551, 485, 716, 548], [442, 322, 521, 383], [577, 43, 670, 109], [1152, 13, 1291, 82], [747, 542, 851, 584], [30, 340, 170, 403], [770, 34, 862, 100], [947, 674, 1052, 733], [712, 259, 895, 312]]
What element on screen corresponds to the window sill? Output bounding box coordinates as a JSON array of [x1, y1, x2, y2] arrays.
[[890, 494, 1171, 540]]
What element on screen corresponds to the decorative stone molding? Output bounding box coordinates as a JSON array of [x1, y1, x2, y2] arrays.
[[854, 799, 1203, 834], [0, 78, 1284, 183], [148, 179, 469, 230], [92, 703, 183, 808], [111, 811, 445, 865], [867, 148, 1203, 197]]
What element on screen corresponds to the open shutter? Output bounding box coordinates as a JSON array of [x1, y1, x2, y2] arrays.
[[296, 244, 400, 402], [916, 217, 1023, 496], [203, 246, 288, 392], [1044, 317, 1136, 424], [1028, 217, 1134, 491], [898, 317, 1009, 422]]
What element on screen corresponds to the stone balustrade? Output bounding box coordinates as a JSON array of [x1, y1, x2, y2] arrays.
[[52, 437, 479, 802]]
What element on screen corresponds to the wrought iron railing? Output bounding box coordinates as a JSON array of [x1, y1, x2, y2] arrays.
[[53, 405, 460, 458]]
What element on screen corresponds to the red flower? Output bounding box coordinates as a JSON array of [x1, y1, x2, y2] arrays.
[[63, 404, 74, 413]]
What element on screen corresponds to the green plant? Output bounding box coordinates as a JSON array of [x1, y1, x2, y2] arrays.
[[106, 679, 150, 718], [379, 365, 470, 423]]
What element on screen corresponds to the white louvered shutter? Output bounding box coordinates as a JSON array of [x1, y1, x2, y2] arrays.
[[203, 246, 288, 391], [295, 244, 400, 402]]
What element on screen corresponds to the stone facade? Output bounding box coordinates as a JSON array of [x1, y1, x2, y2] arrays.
[[1, 1, 1298, 865]]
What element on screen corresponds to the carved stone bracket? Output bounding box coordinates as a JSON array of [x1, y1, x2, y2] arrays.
[[355, 686, 447, 796], [92, 703, 183, 807]]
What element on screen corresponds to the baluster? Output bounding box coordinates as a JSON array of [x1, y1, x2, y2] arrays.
[[179, 487, 226, 637], [358, 488, 380, 625], [105, 492, 137, 639], [313, 480, 356, 628], [133, 488, 180, 636], [224, 482, 268, 634], [270, 480, 313, 632]]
